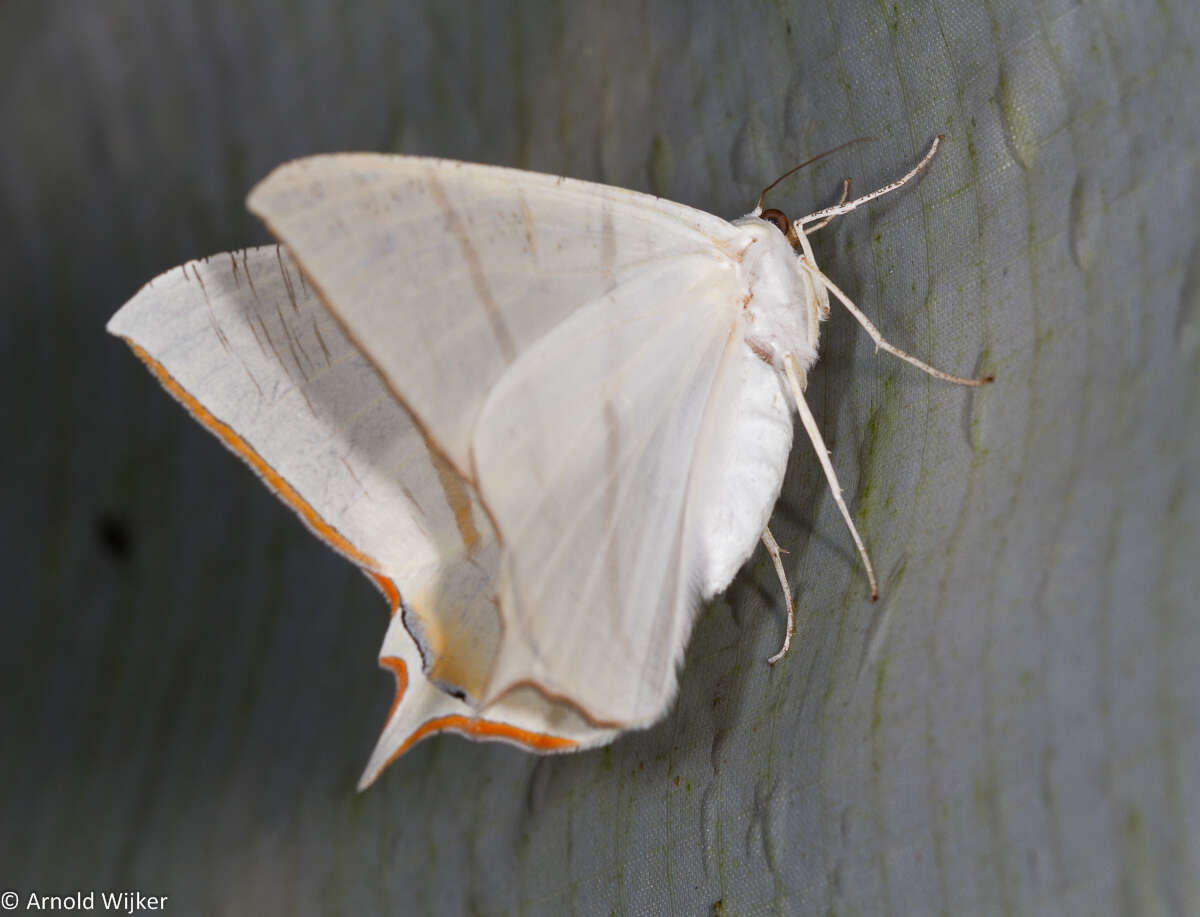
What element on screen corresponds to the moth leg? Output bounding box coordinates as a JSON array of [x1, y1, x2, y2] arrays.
[[794, 180, 850, 320], [763, 526, 796, 664], [810, 270, 993, 387], [802, 178, 852, 235], [783, 354, 880, 600], [795, 220, 831, 320], [795, 135, 942, 230]]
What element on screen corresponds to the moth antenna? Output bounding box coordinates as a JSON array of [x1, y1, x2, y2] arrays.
[[782, 354, 880, 601], [811, 267, 994, 386], [796, 135, 943, 229], [803, 178, 852, 235], [762, 526, 796, 663], [756, 136, 876, 212]]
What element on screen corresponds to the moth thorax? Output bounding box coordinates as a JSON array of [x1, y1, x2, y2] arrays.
[[732, 215, 821, 373]]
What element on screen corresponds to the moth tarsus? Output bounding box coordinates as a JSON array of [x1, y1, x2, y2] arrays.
[[762, 526, 795, 664], [802, 178, 852, 237]]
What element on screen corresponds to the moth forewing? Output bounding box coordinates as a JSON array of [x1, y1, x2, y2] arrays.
[[246, 155, 737, 482]]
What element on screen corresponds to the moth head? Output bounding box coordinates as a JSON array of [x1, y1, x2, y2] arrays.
[[759, 208, 802, 252]]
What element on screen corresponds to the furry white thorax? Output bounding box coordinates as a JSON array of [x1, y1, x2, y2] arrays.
[[730, 215, 822, 376]]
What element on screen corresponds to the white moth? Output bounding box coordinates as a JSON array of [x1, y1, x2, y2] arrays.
[[108, 137, 989, 788]]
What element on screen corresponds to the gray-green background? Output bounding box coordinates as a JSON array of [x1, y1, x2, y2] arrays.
[[2, 1, 1196, 914]]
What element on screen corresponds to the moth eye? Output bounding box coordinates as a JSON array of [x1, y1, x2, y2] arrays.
[[760, 209, 791, 236]]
